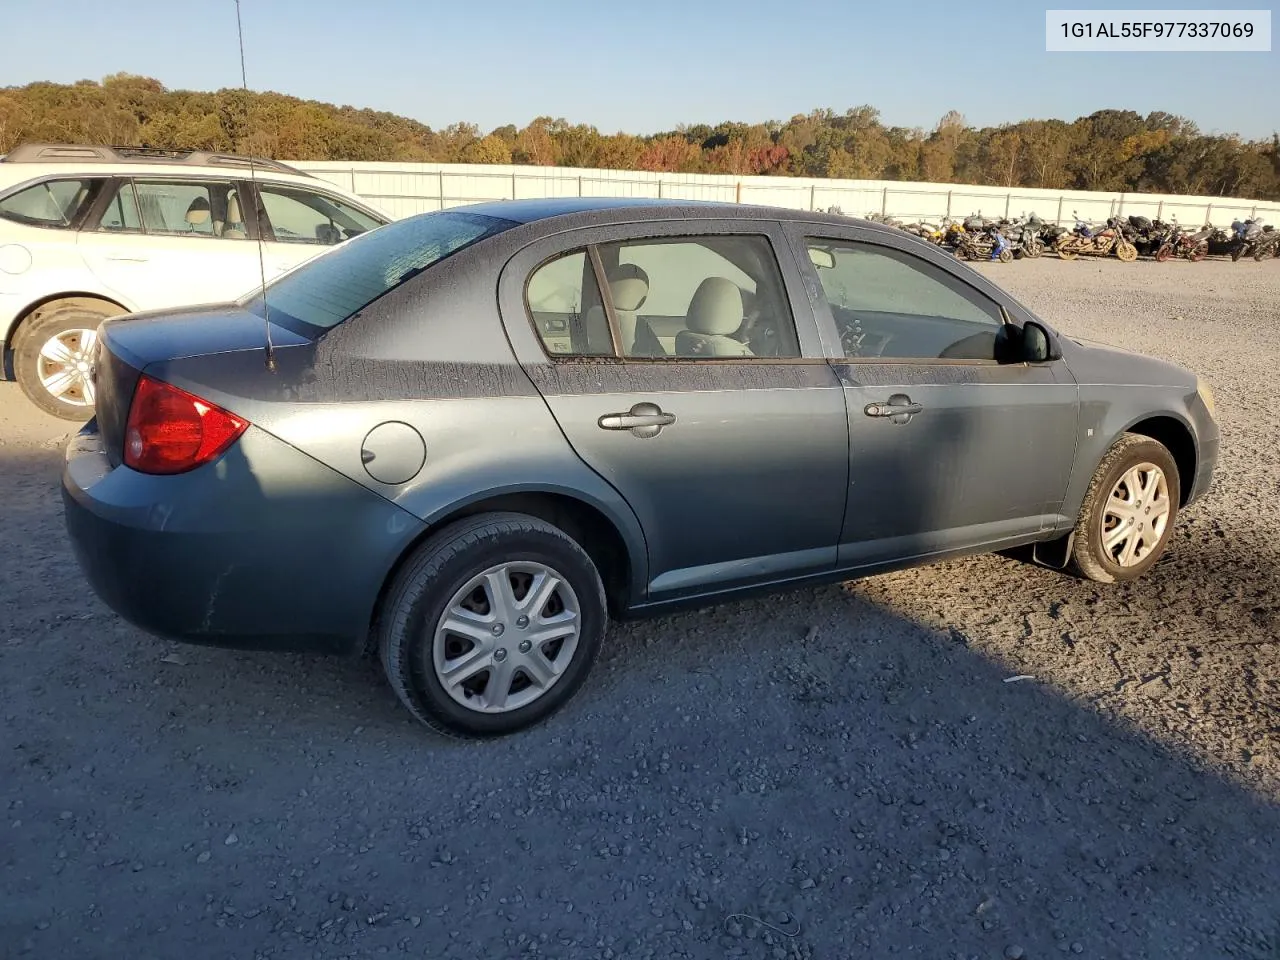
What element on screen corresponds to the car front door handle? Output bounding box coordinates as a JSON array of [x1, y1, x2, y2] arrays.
[[864, 394, 923, 423], [598, 402, 675, 438]]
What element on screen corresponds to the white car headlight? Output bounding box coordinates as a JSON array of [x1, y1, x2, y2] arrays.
[[1196, 378, 1216, 419]]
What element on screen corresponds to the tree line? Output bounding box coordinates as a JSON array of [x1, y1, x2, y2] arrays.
[[2, 74, 1277, 200]]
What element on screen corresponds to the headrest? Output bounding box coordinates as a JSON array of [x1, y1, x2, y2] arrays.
[[610, 278, 648, 312], [608, 263, 649, 312], [225, 193, 242, 223], [686, 277, 742, 336], [185, 197, 211, 225]]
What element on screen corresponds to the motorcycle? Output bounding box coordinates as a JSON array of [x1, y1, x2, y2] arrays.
[[1055, 211, 1138, 261], [956, 224, 1014, 263], [1228, 219, 1278, 261], [1154, 216, 1211, 261]]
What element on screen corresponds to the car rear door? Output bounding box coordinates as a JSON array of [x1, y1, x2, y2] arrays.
[[780, 220, 1080, 569], [76, 176, 267, 309], [497, 217, 849, 604]]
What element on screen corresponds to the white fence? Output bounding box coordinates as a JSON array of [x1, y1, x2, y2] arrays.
[[289, 160, 1280, 229]]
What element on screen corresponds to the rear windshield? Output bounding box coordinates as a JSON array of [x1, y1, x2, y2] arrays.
[[239, 210, 517, 333]]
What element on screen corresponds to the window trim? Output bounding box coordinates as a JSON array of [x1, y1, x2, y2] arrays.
[[521, 229, 815, 365], [793, 228, 1020, 366]]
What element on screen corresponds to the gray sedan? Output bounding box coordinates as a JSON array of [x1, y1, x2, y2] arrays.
[[61, 198, 1220, 737]]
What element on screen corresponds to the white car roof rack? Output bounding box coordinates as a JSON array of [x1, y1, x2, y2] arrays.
[[0, 142, 314, 178]]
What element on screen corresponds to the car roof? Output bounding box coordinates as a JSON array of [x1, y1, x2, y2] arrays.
[[456, 196, 887, 233]]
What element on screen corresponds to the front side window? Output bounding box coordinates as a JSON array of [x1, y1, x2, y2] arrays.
[[805, 238, 1005, 360], [0, 178, 99, 228], [240, 209, 515, 333], [132, 179, 246, 239], [257, 184, 385, 245]]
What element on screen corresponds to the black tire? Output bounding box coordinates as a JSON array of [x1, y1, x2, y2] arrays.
[[377, 511, 608, 738], [1067, 433, 1181, 584], [1231, 242, 1248, 262], [14, 298, 125, 420]]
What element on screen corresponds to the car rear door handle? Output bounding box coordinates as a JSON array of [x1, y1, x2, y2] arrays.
[[106, 255, 148, 263], [864, 394, 923, 423], [598, 402, 675, 438]]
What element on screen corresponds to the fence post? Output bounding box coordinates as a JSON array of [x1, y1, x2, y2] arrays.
[[881, 187, 888, 216], [1206, 203, 1213, 225], [657, 179, 663, 199], [578, 175, 583, 197], [512, 169, 517, 200], [438, 171, 445, 210], [736, 181, 742, 204], [1157, 200, 1163, 220], [810, 183, 816, 211], [946, 190, 952, 218], [1005, 192, 1011, 219], [1056, 195, 1064, 225]]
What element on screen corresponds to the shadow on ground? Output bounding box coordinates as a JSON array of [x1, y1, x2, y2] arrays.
[[2, 445, 1279, 959]]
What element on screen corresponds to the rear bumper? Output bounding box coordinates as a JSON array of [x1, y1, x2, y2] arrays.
[[61, 419, 426, 654]]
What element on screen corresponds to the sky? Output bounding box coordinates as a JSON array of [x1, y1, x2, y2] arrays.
[[2, 0, 1276, 140]]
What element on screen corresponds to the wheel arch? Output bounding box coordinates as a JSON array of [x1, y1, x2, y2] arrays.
[[5, 291, 132, 353], [363, 488, 646, 656], [1121, 414, 1197, 507]]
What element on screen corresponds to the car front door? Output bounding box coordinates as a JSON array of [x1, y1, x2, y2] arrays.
[[782, 223, 1080, 569], [248, 180, 388, 281], [498, 219, 850, 604], [76, 177, 268, 310]]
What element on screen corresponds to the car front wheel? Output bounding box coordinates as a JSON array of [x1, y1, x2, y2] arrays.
[[1068, 433, 1181, 583], [377, 512, 608, 738], [14, 298, 125, 420]]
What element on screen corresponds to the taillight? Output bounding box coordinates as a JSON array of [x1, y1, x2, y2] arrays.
[[123, 374, 248, 475]]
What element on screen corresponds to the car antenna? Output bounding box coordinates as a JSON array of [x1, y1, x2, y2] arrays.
[[234, 0, 276, 372]]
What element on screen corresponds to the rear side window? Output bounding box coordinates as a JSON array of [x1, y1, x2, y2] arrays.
[[239, 210, 516, 333], [0, 178, 100, 228]]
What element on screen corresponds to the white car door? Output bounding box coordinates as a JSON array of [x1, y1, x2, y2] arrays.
[[251, 180, 388, 278], [76, 177, 266, 311]]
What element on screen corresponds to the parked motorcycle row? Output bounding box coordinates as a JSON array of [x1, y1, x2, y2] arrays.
[[848, 209, 1280, 264]]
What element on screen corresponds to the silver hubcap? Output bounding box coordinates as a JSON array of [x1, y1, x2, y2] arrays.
[[1102, 462, 1171, 567], [36, 328, 98, 407], [432, 562, 581, 714]]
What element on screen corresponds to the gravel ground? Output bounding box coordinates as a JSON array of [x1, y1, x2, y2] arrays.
[[2, 256, 1278, 960]]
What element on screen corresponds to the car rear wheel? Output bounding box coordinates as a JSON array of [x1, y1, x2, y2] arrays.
[[14, 298, 126, 420], [1068, 433, 1181, 583], [377, 512, 607, 738]]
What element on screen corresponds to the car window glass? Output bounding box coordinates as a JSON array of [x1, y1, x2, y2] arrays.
[[95, 181, 143, 232], [806, 238, 1004, 360], [240, 209, 515, 333], [525, 250, 612, 357], [133, 180, 242, 238], [257, 184, 384, 245], [595, 234, 802, 359], [0, 178, 96, 228]]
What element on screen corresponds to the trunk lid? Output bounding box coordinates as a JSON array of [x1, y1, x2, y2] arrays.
[[92, 304, 309, 466]]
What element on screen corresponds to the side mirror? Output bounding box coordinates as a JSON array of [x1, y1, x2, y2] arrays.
[[1020, 320, 1054, 362]]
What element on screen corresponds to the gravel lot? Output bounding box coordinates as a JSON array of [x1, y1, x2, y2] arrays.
[[2, 256, 1278, 960]]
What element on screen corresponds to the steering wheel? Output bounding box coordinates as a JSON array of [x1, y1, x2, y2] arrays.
[[835, 313, 890, 358]]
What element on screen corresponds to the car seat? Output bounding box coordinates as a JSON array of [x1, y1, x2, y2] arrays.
[[674, 277, 752, 357]]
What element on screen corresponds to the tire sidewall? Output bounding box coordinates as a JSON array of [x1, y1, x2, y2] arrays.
[[1082, 441, 1180, 581], [14, 305, 113, 420], [383, 520, 607, 737]]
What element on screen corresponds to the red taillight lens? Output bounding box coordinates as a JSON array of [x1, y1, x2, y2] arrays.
[[123, 374, 248, 475]]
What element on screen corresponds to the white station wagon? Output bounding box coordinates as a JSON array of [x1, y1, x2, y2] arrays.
[[0, 142, 392, 418]]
